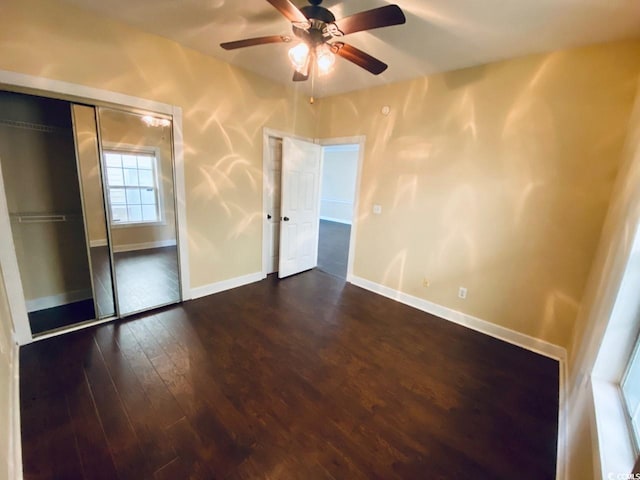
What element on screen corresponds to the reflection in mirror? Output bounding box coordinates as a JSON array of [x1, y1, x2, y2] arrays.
[[72, 104, 116, 319], [98, 108, 180, 315]]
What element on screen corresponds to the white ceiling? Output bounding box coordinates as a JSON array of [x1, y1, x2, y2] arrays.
[[61, 0, 640, 97]]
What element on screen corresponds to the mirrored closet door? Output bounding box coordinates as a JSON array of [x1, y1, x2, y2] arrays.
[[97, 108, 180, 316], [0, 90, 181, 337]]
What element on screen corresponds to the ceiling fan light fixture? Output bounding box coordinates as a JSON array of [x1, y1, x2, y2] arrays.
[[288, 42, 310, 72], [316, 44, 335, 75]]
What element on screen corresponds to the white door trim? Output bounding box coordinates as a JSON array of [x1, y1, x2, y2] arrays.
[[318, 135, 365, 282], [0, 69, 190, 344], [261, 127, 316, 277]]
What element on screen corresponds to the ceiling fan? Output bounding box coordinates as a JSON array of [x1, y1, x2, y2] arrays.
[[220, 0, 406, 81]]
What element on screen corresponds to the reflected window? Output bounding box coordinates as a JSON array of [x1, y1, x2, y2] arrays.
[[104, 150, 161, 225], [622, 334, 640, 453]]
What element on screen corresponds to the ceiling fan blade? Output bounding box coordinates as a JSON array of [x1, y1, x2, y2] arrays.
[[332, 5, 406, 36], [293, 70, 309, 82], [333, 43, 388, 75], [220, 35, 291, 50], [266, 0, 309, 25]]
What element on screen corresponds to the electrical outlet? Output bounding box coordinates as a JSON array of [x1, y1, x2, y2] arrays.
[[458, 287, 467, 299], [422, 278, 430, 287]]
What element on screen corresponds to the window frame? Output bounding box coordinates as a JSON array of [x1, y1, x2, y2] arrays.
[[102, 145, 165, 228], [622, 332, 640, 456]]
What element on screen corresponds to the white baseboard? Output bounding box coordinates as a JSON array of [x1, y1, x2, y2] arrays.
[[114, 239, 177, 253], [319, 216, 352, 225], [349, 275, 567, 361], [9, 342, 22, 480], [89, 239, 177, 252], [25, 289, 93, 313], [190, 271, 265, 300]]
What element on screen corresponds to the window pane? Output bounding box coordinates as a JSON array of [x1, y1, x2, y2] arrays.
[[107, 167, 124, 186], [105, 153, 121, 168], [140, 188, 156, 205], [106, 150, 159, 225], [127, 205, 142, 222], [111, 206, 127, 223], [138, 169, 154, 187], [623, 346, 640, 419], [124, 168, 139, 186], [122, 154, 137, 169], [142, 205, 158, 222], [126, 188, 141, 205], [137, 155, 152, 169], [109, 188, 126, 205]]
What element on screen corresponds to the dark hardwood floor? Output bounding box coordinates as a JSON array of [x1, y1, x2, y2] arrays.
[[317, 220, 351, 279], [20, 270, 559, 479]]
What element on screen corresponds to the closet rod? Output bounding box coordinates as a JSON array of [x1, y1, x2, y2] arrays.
[[9, 213, 82, 224]]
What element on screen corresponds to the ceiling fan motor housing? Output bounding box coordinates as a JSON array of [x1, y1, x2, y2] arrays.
[[300, 5, 336, 24]]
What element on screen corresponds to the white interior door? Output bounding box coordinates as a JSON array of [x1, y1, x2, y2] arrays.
[[265, 136, 282, 274], [278, 137, 322, 278]]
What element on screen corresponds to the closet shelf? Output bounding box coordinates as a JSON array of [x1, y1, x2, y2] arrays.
[[0, 118, 71, 134]]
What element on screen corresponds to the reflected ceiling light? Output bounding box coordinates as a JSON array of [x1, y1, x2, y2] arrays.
[[142, 115, 171, 128]]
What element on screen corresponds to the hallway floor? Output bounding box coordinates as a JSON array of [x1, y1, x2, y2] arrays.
[[317, 220, 350, 279]]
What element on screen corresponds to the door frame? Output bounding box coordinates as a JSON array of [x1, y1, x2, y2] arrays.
[[261, 127, 315, 278], [318, 135, 365, 283], [261, 129, 365, 282], [0, 69, 190, 345]]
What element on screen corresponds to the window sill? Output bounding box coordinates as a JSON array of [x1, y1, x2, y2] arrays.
[[592, 377, 636, 478]]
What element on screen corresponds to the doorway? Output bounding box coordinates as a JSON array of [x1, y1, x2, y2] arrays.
[[317, 144, 360, 279], [263, 132, 322, 278], [262, 130, 363, 281]]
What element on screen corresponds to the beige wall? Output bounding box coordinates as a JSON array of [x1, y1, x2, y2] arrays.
[[565, 76, 640, 480], [0, 0, 316, 289], [316, 40, 640, 349], [0, 265, 16, 480]]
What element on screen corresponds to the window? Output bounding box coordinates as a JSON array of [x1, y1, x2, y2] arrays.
[[104, 150, 161, 225], [623, 336, 640, 453]]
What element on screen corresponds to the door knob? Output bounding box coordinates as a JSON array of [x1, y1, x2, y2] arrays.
[[267, 214, 272, 219], [283, 216, 290, 222]]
